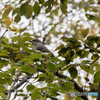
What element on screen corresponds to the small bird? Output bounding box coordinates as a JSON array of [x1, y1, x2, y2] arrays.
[[29, 39, 54, 57], [29, 39, 61, 71]]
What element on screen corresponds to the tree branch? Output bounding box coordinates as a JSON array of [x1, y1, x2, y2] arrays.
[[6, 75, 32, 100], [0, 29, 8, 39], [36, 67, 89, 100]]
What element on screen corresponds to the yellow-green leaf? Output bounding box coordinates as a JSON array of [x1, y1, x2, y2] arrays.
[[47, 62, 57, 72], [6, 17, 13, 27], [82, 29, 89, 38], [60, 3, 67, 15], [25, 5, 32, 19], [26, 85, 35, 92], [2, 6, 12, 20], [94, 71, 100, 83]]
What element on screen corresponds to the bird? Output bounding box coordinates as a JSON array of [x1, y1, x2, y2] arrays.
[[29, 39, 54, 57], [29, 39, 62, 71]]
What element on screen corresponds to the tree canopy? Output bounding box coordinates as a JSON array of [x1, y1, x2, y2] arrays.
[[0, 0, 100, 100]]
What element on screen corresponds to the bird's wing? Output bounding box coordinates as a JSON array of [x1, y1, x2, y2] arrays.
[[36, 43, 54, 57]]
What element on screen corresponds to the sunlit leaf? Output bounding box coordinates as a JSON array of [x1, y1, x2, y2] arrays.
[[31, 88, 41, 99], [21, 65, 36, 73], [82, 29, 89, 38], [25, 4, 32, 19], [59, 81, 73, 92], [29, 54, 42, 59], [6, 17, 13, 27], [26, 85, 35, 92], [80, 65, 88, 72], [15, 61, 25, 66], [2, 6, 12, 20], [94, 71, 100, 83], [47, 62, 57, 72]]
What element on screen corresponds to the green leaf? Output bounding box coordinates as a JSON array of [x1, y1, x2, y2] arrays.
[[90, 83, 98, 92], [0, 93, 6, 98], [94, 16, 100, 22], [94, 71, 100, 83], [31, 88, 41, 99], [33, 2, 41, 16], [26, 85, 35, 92], [37, 73, 50, 82], [20, 2, 29, 15], [74, 41, 81, 48], [0, 59, 9, 66], [29, 54, 42, 59], [47, 62, 57, 72], [82, 29, 89, 38], [12, 7, 20, 15], [20, 2, 32, 19], [2, 6, 12, 20], [0, 52, 9, 58], [91, 54, 99, 60], [49, 90, 59, 96], [25, 4, 32, 19], [15, 61, 25, 66], [10, 67, 16, 75], [59, 81, 73, 92], [69, 67, 77, 79], [14, 15, 21, 23], [0, 78, 8, 84], [86, 36, 96, 42], [45, 6, 52, 13], [22, 37, 33, 42], [64, 81, 73, 91], [80, 65, 88, 72], [45, 0, 53, 13], [81, 60, 90, 64], [54, 44, 64, 51], [60, 3, 67, 15], [86, 14, 95, 20], [21, 65, 36, 73], [75, 96, 82, 100]]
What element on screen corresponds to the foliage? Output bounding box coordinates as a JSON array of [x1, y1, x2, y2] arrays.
[[0, 0, 100, 100]]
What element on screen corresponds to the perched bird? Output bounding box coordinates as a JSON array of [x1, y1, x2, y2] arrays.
[[29, 39, 54, 57], [29, 39, 61, 71]]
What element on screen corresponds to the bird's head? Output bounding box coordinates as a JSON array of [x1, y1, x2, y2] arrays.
[[29, 39, 41, 45]]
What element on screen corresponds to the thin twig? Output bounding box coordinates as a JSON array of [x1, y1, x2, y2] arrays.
[[0, 29, 8, 39], [6, 75, 32, 100], [12, 91, 17, 100], [85, 56, 100, 90], [31, 65, 88, 100]]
